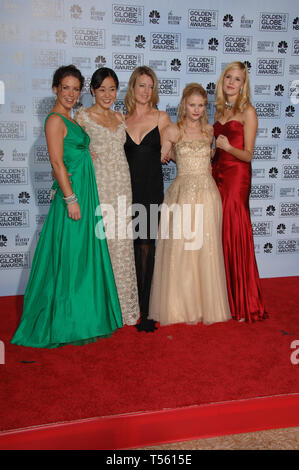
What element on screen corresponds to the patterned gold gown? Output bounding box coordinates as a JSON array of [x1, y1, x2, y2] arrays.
[[149, 140, 231, 326], [76, 108, 139, 326]]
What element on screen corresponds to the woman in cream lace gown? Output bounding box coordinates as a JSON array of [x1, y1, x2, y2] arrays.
[[149, 84, 231, 326], [76, 68, 139, 326]]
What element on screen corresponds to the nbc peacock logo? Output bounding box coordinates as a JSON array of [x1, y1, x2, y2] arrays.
[[266, 205, 276, 216], [223, 14, 233, 27], [18, 192, 30, 204], [269, 167, 278, 178], [264, 242, 273, 253], [149, 10, 160, 24], [243, 61, 252, 73], [206, 82, 216, 95], [282, 148, 292, 159], [208, 38, 218, 51], [0, 235, 7, 247], [285, 105, 295, 118], [293, 17, 299, 30], [278, 40, 288, 54], [272, 127, 281, 138], [170, 59, 181, 72], [135, 35, 146, 49], [274, 84, 284, 96], [277, 223, 286, 234]]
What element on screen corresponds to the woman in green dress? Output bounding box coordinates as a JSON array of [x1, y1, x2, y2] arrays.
[[11, 65, 123, 348]]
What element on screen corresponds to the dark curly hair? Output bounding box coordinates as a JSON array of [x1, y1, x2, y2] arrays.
[[52, 65, 85, 91]]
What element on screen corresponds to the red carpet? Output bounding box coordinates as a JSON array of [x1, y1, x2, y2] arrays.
[[0, 277, 299, 447]]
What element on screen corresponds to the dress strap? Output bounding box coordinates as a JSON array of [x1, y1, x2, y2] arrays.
[[157, 110, 160, 126]]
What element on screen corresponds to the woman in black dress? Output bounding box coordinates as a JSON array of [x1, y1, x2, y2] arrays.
[[124, 66, 170, 332]]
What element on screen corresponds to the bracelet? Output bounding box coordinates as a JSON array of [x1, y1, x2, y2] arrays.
[[63, 193, 78, 205]]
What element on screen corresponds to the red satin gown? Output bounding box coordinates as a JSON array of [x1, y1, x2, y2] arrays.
[[213, 120, 268, 322]]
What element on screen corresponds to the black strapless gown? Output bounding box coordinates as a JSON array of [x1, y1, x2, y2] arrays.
[[124, 126, 163, 330]]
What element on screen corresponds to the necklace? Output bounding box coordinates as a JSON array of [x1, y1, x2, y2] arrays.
[[225, 101, 234, 109]]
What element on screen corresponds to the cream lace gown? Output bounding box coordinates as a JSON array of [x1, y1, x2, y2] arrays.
[[76, 108, 139, 326], [149, 140, 231, 326]]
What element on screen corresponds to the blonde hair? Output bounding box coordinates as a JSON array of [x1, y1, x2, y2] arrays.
[[215, 61, 250, 119], [177, 83, 209, 140], [124, 66, 159, 115]]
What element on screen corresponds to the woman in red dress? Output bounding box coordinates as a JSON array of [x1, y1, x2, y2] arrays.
[[212, 61, 268, 323]]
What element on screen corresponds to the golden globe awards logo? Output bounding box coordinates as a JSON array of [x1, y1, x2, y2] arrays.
[[280, 203, 299, 217], [112, 53, 143, 71], [259, 13, 288, 31], [72, 28, 105, 48], [257, 58, 284, 75], [150, 33, 181, 51], [34, 145, 49, 163], [35, 189, 51, 206], [0, 210, 29, 228], [188, 9, 218, 29], [250, 184, 275, 199], [255, 102, 281, 118], [0, 121, 26, 140], [282, 165, 299, 179], [158, 79, 180, 96], [277, 240, 299, 254], [254, 145, 278, 160], [223, 36, 252, 54], [187, 56, 216, 74], [112, 4, 144, 25], [252, 221, 272, 236], [0, 168, 28, 185], [286, 124, 299, 140], [0, 252, 30, 269]]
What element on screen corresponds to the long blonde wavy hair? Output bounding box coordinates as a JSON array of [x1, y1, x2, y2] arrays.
[[215, 61, 251, 119], [124, 66, 159, 115], [177, 83, 209, 140]]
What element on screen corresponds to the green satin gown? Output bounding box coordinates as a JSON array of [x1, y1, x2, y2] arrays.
[[11, 112, 123, 348]]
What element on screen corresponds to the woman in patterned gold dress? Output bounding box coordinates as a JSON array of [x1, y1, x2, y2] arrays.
[[75, 68, 139, 326]]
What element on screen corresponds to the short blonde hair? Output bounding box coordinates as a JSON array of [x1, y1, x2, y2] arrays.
[[124, 66, 159, 115], [177, 83, 209, 140], [215, 61, 251, 118]]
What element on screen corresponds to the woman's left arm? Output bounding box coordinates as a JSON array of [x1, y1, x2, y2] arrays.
[[215, 106, 258, 162]]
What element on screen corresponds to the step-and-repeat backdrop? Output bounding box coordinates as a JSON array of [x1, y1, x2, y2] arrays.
[[0, 0, 298, 295]]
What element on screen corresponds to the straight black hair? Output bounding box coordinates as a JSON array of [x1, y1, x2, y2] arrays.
[[52, 65, 84, 91], [90, 67, 119, 95]]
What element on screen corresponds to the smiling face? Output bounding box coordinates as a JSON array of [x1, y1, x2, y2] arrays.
[[222, 67, 245, 100], [184, 93, 206, 121], [133, 74, 154, 106], [93, 75, 118, 111], [53, 75, 81, 111]]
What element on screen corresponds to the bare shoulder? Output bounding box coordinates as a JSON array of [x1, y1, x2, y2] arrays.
[[243, 104, 257, 121], [159, 110, 171, 126], [45, 112, 65, 132]]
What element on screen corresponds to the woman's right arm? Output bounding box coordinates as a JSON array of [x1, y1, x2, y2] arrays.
[[45, 114, 81, 220], [161, 124, 177, 163]]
